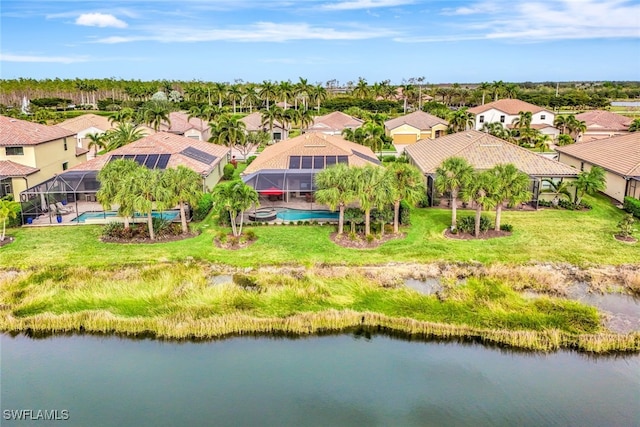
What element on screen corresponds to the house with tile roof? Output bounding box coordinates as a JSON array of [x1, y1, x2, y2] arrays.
[[468, 99, 558, 138], [242, 133, 380, 203], [240, 112, 288, 142], [556, 132, 640, 202], [160, 111, 211, 141], [384, 111, 449, 148], [405, 130, 578, 207], [0, 115, 87, 197], [58, 113, 114, 158], [306, 111, 364, 135], [574, 110, 632, 142]]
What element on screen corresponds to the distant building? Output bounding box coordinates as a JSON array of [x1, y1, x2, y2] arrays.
[[384, 111, 449, 149], [575, 110, 632, 143], [306, 111, 364, 135], [468, 99, 558, 139]]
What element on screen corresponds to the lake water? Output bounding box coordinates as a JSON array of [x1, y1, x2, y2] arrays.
[[2, 333, 638, 426], [610, 101, 640, 107]]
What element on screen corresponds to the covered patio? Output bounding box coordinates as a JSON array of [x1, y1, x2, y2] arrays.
[[242, 169, 328, 209]]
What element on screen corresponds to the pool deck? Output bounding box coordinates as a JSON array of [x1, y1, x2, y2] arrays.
[[25, 202, 180, 226]]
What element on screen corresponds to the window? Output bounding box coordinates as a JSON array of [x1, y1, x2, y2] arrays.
[[301, 156, 313, 169], [580, 162, 584, 171], [479, 115, 484, 124], [288, 156, 301, 169], [62, 162, 69, 171], [63, 138, 68, 151], [500, 115, 505, 123], [541, 115, 546, 120], [313, 156, 325, 169], [6, 146, 24, 156]]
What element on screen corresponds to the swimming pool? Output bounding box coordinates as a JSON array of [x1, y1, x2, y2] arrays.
[[72, 210, 180, 223], [275, 209, 339, 221]]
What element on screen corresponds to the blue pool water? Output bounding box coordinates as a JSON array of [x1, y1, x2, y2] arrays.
[[72, 210, 180, 223], [276, 209, 339, 221]]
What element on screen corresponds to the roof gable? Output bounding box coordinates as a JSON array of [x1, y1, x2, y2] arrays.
[[59, 114, 113, 133], [0, 115, 75, 146], [575, 110, 632, 131], [468, 99, 550, 116], [385, 111, 448, 131], [308, 111, 364, 132]]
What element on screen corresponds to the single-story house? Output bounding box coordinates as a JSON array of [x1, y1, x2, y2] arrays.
[[240, 112, 288, 142], [556, 132, 640, 202], [575, 110, 632, 143], [242, 133, 380, 203], [305, 111, 364, 135], [161, 111, 211, 141], [468, 99, 558, 139], [405, 130, 579, 207], [384, 111, 449, 149]]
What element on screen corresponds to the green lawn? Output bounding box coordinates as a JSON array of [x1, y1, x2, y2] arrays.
[[1, 193, 637, 269]]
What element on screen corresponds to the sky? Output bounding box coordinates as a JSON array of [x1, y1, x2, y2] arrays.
[[1, 0, 639, 85]]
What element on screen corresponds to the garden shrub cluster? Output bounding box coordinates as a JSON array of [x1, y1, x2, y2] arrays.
[[102, 218, 181, 239], [222, 163, 235, 180], [623, 197, 640, 218], [246, 156, 257, 165], [192, 193, 214, 221], [457, 215, 493, 234], [538, 199, 592, 210]]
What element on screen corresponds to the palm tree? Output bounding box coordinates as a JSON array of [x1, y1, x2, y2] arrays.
[[356, 165, 394, 235], [296, 77, 312, 110], [142, 102, 171, 131], [574, 166, 606, 205], [629, 118, 640, 132], [489, 164, 531, 230], [227, 84, 243, 114], [504, 83, 519, 99], [209, 115, 247, 147], [278, 81, 295, 110], [482, 122, 512, 141], [389, 163, 426, 233], [351, 77, 369, 99], [211, 181, 259, 237], [308, 84, 327, 112], [104, 123, 145, 151], [259, 80, 278, 111], [491, 80, 505, 102], [109, 107, 135, 125], [534, 133, 552, 152], [86, 132, 107, 157], [362, 122, 385, 155], [511, 111, 533, 130], [96, 159, 139, 228], [211, 82, 227, 108], [164, 166, 202, 234], [128, 167, 172, 240], [243, 84, 261, 114], [298, 108, 314, 133], [566, 115, 587, 142], [314, 164, 357, 235], [261, 106, 284, 142], [542, 179, 573, 206], [554, 115, 569, 134], [447, 108, 474, 133], [434, 157, 474, 229], [0, 198, 19, 241], [461, 171, 498, 238]]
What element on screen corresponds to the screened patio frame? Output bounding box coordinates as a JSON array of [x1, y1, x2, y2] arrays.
[[242, 169, 321, 201]]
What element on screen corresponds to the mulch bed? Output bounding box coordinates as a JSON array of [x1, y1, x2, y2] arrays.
[[444, 229, 512, 240], [0, 236, 15, 248], [331, 232, 405, 249], [213, 235, 258, 250], [101, 232, 199, 244], [614, 234, 637, 244]]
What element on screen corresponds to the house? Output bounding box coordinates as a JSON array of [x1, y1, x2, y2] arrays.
[[242, 133, 380, 203], [405, 130, 579, 207], [384, 111, 448, 148], [240, 112, 288, 142], [556, 132, 640, 202], [306, 111, 364, 135], [58, 113, 113, 158], [161, 112, 211, 141], [574, 110, 632, 142], [468, 99, 558, 138], [0, 115, 88, 197]]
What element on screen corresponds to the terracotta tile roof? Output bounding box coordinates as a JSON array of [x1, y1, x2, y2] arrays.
[[58, 114, 113, 133], [0, 115, 75, 146], [575, 110, 632, 132], [0, 160, 39, 177], [468, 99, 550, 115], [307, 111, 364, 133], [506, 123, 557, 130], [384, 111, 448, 131], [69, 132, 230, 176], [405, 130, 578, 177], [240, 112, 285, 132], [166, 111, 208, 133], [75, 146, 90, 156], [556, 132, 640, 178], [243, 133, 379, 173]]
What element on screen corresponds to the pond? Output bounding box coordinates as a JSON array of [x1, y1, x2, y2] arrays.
[[2, 333, 638, 426]]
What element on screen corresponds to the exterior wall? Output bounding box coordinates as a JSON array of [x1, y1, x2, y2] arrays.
[[203, 155, 230, 191], [431, 124, 448, 138], [76, 126, 106, 149], [531, 111, 555, 126], [474, 109, 555, 130], [8, 177, 29, 196], [557, 152, 629, 202], [183, 129, 204, 141], [1, 145, 37, 167], [539, 127, 560, 139], [389, 124, 420, 144]]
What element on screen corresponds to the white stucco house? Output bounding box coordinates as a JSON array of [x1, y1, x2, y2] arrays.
[[468, 99, 558, 138]]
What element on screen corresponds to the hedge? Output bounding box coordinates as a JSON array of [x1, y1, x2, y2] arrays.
[[623, 196, 640, 218]]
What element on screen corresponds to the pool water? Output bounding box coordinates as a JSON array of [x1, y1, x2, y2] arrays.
[[72, 210, 180, 223], [276, 209, 339, 221]]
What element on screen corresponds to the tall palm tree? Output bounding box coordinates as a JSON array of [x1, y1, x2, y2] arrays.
[[96, 159, 139, 228], [308, 84, 328, 112], [209, 115, 247, 147], [86, 132, 107, 157], [163, 166, 202, 234], [361, 122, 385, 155], [566, 115, 587, 142], [491, 80, 505, 102], [434, 157, 474, 229], [261, 106, 284, 142], [227, 84, 243, 114], [211, 181, 259, 237], [104, 123, 146, 151], [351, 78, 369, 99], [128, 167, 172, 240], [109, 107, 135, 125], [504, 83, 519, 99], [511, 111, 533, 130], [298, 108, 314, 133], [389, 163, 426, 234], [211, 82, 227, 108], [447, 108, 475, 133], [243, 84, 261, 114], [554, 115, 569, 134], [278, 81, 295, 110], [314, 164, 357, 235], [259, 80, 278, 111], [356, 165, 394, 235], [142, 102, 171, 131], [482, 122, 512, 141], [574, 166, 606, 205], [477, 82, 491, 105], [296, 77, 312, 110], [461, 170, 498, 238], [542, 179, 573, 206], [489, 164, 531, 230]]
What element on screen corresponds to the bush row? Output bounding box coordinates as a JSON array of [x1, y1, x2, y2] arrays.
[[102, 218, 181, 239], [623, 197, 640, 218]]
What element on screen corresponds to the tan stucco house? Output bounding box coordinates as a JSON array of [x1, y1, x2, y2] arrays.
[[384, 111, 448, 149], [306, 111, 364, 135], [161, 112, 211, 141], [556, 132, 640, 202], [240, 112, 288, 142], [575, 110, 632, 143]]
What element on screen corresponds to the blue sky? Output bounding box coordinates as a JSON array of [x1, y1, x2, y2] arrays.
[[1, 0, 639, 84]]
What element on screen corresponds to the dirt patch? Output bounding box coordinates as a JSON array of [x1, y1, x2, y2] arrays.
[[444, 229, 512, 240], [213, 235, 258, 250], [101, 232, 199, 244], [614, 234, 637, 244], [0, 236, 15, 248], [331, 232, 405, 249]]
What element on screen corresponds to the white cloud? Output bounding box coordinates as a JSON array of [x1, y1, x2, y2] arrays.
[[0, 53, 89, 64], [321, 0, 414, 11], [75, 13, 127, 28]]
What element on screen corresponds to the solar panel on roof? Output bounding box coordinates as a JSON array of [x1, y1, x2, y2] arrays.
[[134, 155, 147, 166], [181, 146, 217, 164], [123, 154, 135, 160], [155, 154, 170, 169], [144, 154, 159, 169], [353, 151, 381, 165]]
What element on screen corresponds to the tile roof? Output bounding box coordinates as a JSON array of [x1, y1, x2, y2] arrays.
[[75, 146, 90, 156], [243, 133, 380, 173], [468, 99, 549, 115], [69, 132, 230, 176], [0, 160, 39, 177], [166, 111, 209, 133], [0, 115, 75, 146], [405, 130, 578, 177], [307, 111, 364, 132], [58, 114, 113, 133], [240, 112, 285, 132], [384, 111, 448, 131], [556, 132, 640, 178], [575, 110, 632, 132]]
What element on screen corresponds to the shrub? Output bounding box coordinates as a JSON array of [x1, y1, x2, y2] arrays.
[[216, 231, 227, 243], [152, 217, 174, 237], [246, 155, 257, 165], [382, 155, 397, 163], [366, 234, 375, 243], [457, 215, 492, 234], [399, 200, 411, 225], [192, 193, 214, 222], [500, 223, 514, 232], [228, 236, 239, 246], [102, 222, 125, 238], [537, 199, 552, 207], [349, 231, 357, 241], [244, 230, 257, 241], [223, 163, 235, 180], [623, 197, 640, 218], [617, 214, 635, 238]]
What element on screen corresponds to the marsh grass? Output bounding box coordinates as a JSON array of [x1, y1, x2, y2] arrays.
[[1, 265, 637, 353]]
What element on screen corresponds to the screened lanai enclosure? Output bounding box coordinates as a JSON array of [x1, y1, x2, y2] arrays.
[[242, 169, 320, 204], [19, 170, 99, 224]]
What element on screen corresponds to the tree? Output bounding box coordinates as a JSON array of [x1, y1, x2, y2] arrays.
[[243, 84, 261, 114], [261, 106, 284, 142], [210, 115, 247, 147], [556, 134, 574, 146], [0, 199, 19, 241], [574, 166, 606, 205], [278, 81, 295, 110], [104, 123, 145, 151], [259, 80, 278, 110], [491, 80, 505, 102], [388, 163, 426, 234], [356, 165, 394, 235], [361, 122, 385, 155], [128, 167, 172, 240], [314, 164, 357, 235], [489, 164, 531, 230], [109, 107, 135, 125], [629, 118, 640, 132], [482, 122, 512, 141], [308, 84, 328, 112], [227, 84, 243, 114], [511, 111, 532, 130], [211, 181, 259, 237], [142, 101, 171, 131], [351, 77, 369, 99], [211, 82, 227, 108], [435, 157, 474, 229], [96, 159, 139, 228], [542, 178, 573, 206], [164, 166, 202, 234], [447, 108, 474, 133], [461, 171, 498, 238], [86, 132, 107, 157]]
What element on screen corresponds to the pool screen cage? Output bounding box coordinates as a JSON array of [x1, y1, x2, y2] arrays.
[[19, 170, 100, 223], [242, 169, 319, 203]]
